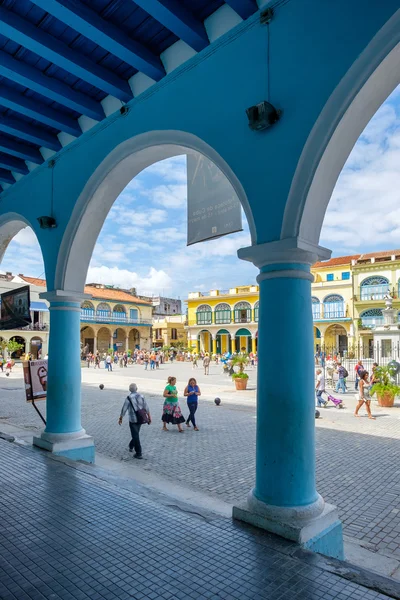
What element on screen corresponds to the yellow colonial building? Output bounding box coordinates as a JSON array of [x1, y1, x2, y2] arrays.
[[152, 315, 187, 348], [187, 286, 259, 355], [187, 248, 400, 358], [311, 255, 354, 354]]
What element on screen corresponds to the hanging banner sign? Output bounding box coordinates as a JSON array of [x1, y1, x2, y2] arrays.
[[23, 360, 47, 402], [187, 153, 243, 246]]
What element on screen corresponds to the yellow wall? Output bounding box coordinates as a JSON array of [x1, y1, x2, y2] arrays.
[[187, 289, 259, 325]]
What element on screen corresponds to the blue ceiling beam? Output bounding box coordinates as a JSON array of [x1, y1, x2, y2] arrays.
[[132, 0, 209, 52], [223, 0, 258, 20], [0, 86, 81, 137], [0, 136, 43, 164], [30, 0, 165, 82], [0, 7, 132, 103], [0, 50, 104, 121], [0, 114, 61, 151], [0, 152, 29, 175], [0, 168, 16, 185]]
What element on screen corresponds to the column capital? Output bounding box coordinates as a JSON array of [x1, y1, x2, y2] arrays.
[[237, 237, 331, 269], [40, 289, 92, 304]]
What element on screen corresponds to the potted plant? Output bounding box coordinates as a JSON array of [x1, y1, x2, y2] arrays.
[[231, 354, 249, 390], [372, 364, 400, 407]]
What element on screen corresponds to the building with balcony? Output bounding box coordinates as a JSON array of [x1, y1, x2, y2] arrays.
[[186, 286, 259, 354], [0, 273, 49, 358], [79, 284, 153, 353], [152, 315, 187, 349], [1, 275, 153, 355], [351, 249, 400, 357], [311, 256, 354, 354]]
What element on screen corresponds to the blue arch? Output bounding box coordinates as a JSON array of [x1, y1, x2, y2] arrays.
[[360, 276, 389, 300], [323, 294, 344, 319], [360, 308, 383, 328]]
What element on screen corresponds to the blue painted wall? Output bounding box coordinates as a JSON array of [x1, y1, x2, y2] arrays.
[[0, 0, 398, 291]]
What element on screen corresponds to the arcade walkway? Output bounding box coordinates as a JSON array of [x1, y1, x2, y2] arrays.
[[0, 438, 396, 600]]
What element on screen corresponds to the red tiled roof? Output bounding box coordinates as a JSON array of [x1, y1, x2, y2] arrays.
[[313, 255, 360, 269], [357, 249, 400, 260], [19, 276, 151, 305], [85, 286, 151, 305], [21, 275, 46, 287], [314, 248, 400, 269]]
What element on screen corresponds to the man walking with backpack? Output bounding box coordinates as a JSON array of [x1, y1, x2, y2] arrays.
[[335, 362, 348, 394], [118, 383, 151, 459]]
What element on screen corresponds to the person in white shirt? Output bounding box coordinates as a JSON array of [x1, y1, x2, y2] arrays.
[[315, 369, 327, 407]]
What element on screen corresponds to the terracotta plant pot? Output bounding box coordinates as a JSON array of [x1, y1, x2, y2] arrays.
[[377, 392, 395, 407], [234, 377, 248, 390]]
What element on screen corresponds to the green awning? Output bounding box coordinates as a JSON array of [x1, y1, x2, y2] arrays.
[[217, 329, 230, 335], [235, 328, 252, 337]]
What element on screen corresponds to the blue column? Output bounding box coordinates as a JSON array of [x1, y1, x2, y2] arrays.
[[45, 299, 82, 434], [255, 263, 317, 507], [33, 290, 95, 463], [233, 243, 343, 560]]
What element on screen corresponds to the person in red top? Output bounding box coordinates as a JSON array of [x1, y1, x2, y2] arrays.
[[355, 360, 363, 391]]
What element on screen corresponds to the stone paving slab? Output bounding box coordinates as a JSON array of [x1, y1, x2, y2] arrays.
[[0, 439, 395, 600], [2, 368, 400, 561]]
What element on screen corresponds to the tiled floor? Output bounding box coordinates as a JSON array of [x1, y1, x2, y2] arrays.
[[0, 439, 394, 600]]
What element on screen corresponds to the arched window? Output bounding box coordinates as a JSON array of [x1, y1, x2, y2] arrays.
[[113, 304, 126, 320], [215, 303, 231, 324], [96, 303, 111, 321], [360, 276, 389, 300], [311, 296, 321, 319], [81, 301, 95, 319], [360, 308, 383, 328], [234, 301, 252, 323], [171, 328, 178, 340], [323, 294, 345, 319], [196, 304, 212, 325], [254, 300, 260, 322]]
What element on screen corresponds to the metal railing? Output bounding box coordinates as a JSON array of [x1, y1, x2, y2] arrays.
[[80, 313, 151, 325], [18, 323, 48, 331], [312, 307, 347, 319], [315, 343, 400, 384]]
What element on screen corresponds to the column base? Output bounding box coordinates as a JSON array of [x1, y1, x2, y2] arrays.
[[33, 430, 95, 463], [233, 490, 344, 560]]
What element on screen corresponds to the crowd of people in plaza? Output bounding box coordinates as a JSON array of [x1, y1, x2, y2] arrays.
[[118, 376, 202, 458], [82, 345, 258, 375], [315, 357, 380, 420]]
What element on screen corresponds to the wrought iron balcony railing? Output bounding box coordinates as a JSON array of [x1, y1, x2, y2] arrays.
[[80, 313, 152, 326]]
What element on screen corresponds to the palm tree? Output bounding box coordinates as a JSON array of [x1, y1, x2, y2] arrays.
[[231, 354, 248, 375]]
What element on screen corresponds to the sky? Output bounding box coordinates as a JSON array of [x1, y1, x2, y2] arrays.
[[1, 86, 400, 299]]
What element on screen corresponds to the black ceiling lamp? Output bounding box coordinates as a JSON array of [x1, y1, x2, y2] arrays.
[[246, 8, 281, 132]]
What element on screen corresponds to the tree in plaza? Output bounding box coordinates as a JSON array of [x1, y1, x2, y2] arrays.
[[173, 341, 188, 352], [1, 339, 24, 357]]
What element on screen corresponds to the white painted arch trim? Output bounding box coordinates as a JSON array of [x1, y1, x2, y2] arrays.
[[56, 130, 254, 293], [282, 9, 400, 246], [0, 212, 34, 264]]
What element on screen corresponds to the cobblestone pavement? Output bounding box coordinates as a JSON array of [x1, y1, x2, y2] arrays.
[[0, 439, 393, 600], [2, 365, 400, 560]]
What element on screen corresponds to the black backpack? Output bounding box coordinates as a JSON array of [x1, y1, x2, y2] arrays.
[[342, 367, 349, 378]]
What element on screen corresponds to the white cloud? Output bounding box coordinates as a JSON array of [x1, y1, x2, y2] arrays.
[[321, 97, 400, 252], [110, 207, 167, 227], [86, 265, 172, 295], [144, 183, 187, 209], [144, 156, 186, 183]]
